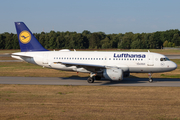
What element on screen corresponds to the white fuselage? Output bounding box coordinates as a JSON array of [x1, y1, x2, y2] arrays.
[[12, 50, 177, 73]]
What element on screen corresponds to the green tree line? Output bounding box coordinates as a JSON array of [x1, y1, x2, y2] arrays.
[[1, 29, 180, 49]]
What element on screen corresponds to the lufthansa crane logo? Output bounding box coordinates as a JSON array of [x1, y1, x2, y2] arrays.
[[19, 31, 31, 44]]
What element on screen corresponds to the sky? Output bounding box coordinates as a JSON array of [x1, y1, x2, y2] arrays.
[[1, 0, 180, 34]]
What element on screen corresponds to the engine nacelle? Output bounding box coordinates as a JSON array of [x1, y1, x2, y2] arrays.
[[103, 68, 123, 81]]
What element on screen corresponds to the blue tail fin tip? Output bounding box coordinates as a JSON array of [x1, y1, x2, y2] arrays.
[[15, 22, 48, 52]]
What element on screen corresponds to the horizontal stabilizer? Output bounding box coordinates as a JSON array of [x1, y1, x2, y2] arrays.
[[11, 53, 33, 58]]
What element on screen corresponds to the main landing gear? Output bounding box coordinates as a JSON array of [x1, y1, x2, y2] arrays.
[[87, 73, 96, 83], [148, 73, 153, 83], [87, 73, 101, 83], [87, 77, 94, 83]]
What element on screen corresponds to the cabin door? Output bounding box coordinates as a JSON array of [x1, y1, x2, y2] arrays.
[[147, 54, 154, 66]]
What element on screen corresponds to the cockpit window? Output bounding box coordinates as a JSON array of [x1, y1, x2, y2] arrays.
[[160, 57, 170, 61]]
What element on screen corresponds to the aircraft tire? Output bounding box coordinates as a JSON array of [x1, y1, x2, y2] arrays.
[[87, 77, 94, 83], [149, 78, 153, 83]]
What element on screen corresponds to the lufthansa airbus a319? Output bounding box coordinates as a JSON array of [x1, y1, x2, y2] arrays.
[[11, 22, 177, 83]]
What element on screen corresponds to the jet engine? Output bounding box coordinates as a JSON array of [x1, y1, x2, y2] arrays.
[[103, 68, 123, 81]]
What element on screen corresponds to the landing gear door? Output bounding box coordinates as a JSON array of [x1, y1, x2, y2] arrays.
[[42, 54, 48, 64], [147, 54, 154, 66]]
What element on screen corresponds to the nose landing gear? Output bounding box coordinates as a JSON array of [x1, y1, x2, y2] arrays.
[[148, 73, 153, 83]]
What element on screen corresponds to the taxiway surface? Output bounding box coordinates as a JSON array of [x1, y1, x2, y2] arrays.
[[0, 77, 180, 87]]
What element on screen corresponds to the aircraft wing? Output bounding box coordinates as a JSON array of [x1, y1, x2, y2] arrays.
[[55, 62, 106, 68]]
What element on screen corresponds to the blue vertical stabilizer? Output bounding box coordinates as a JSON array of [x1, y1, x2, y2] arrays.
[[15, 22, 48, 52]]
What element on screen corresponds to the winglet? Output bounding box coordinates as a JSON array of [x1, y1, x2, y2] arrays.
[[15, 22, 48, 52]]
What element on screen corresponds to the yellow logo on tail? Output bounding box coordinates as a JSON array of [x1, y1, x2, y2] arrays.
[[19, 31, 31, 44]]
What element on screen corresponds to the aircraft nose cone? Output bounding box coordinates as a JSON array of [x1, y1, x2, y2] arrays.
[[170, 62, 177, 70]]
